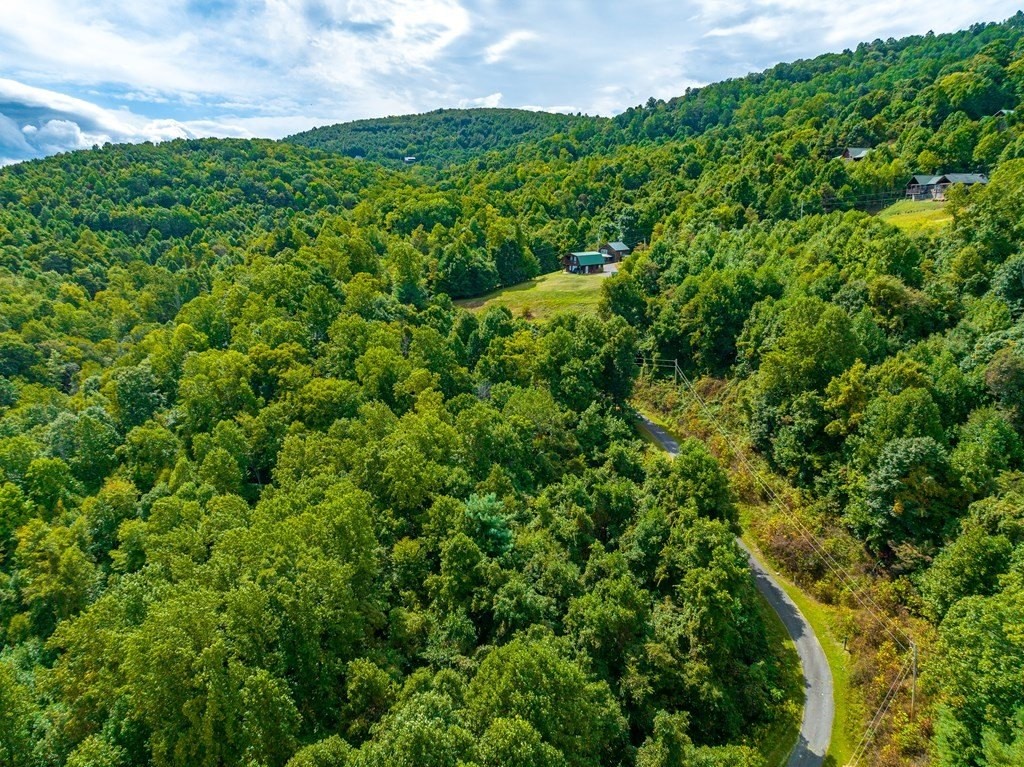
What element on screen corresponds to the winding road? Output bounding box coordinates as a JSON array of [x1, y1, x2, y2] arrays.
[[638, 415, 834, 767]]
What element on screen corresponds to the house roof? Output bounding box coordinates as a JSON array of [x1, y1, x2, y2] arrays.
[[995, 109, 1016, 117], [570, 252, 606, 267], [908, 175, 942, 186], [606, 241, 630, 252], [845, 147, 871, 159], [939, 173, 988, 185]]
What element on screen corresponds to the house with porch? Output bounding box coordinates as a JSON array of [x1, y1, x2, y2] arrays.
[[563, 251, 606, 275], [931, 173, 988, 200], [906, 175, 941, 200], [906, 173, 988, 201]]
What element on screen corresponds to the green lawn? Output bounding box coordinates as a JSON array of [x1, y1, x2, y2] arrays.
[[877, 199, 952, 233], [454, 269, 608, 319]]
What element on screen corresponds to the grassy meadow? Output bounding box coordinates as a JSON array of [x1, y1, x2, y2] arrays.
[[455, 268, 610, 318], [877, 199, 952, 233]]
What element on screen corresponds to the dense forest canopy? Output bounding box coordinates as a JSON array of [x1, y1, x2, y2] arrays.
[[286, 108, 598, 168], [3, 12, 1024, 767]]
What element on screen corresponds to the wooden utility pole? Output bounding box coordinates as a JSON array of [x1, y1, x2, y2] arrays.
[[911, 643, 918, 720]]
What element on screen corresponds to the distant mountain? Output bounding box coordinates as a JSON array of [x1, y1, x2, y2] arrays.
[[285, 107, 603, 167]]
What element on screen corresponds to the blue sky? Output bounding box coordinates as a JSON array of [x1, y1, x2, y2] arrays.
[[0, 1, 1021, 164]]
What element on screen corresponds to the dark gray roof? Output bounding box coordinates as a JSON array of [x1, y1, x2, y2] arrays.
[[607, 241, 630, 252], [939, 173, 988, 185], [908, 175, 941, 186]]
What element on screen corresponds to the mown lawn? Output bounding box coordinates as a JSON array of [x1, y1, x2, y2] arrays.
[[454, 269, 609, 319], [877, 199, 952, 233]]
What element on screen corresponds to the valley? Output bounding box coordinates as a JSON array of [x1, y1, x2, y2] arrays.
[[2, 12, 1024, 767]]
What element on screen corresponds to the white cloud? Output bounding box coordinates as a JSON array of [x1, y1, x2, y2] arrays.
[[0, 0, 472, 105], [706, 16, 788, 40], [484, 30, 539, 64], [459, 92, 503, 108], [0, 115, 34, 165], [0, 78, 256, 163], [701, 0, 1021, 50]]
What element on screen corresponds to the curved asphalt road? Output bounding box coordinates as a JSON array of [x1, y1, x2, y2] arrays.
[[638, 415, 834, 767]]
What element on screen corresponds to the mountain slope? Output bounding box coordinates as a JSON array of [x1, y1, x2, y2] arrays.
[[3, 14, 1024, 767], [285, 107, 601, 167]]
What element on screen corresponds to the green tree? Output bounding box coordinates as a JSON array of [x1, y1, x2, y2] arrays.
[[0, 661, 35, 767], [933, 580, 1024, 767], [465, 634, 627, 767], [178, 350, 259, 437], [477, 717, 568, 767], [287, 736, 351, 767]]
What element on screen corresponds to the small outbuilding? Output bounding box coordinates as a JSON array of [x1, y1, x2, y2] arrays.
[[840, 147, 871, 161], [599, 241, 631, 263], [994, 109, 1016, 131], [564, 251, 606, 275]]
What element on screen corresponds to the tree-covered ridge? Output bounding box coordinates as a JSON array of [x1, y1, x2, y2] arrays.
[[0, 136, 782, 766], [616, 15, 1024, 145], [0, 137, 553, 303], [286, 108, 600, 168], [598, 87, 1024, 767], [4, 12, 1024, 767]]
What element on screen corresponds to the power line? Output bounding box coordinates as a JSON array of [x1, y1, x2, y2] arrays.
[[638, 357, 918, 765], [640, 357, 912, 649], [849, 655, 914, 767]]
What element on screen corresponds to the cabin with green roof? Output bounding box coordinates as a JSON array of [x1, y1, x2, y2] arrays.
[[563, 251, 606, 275]]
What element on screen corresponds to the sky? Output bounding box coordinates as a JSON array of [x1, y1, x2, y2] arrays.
[[0, 1, 1021, 165]]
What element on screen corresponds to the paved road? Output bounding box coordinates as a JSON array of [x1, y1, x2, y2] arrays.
[[637, 414, 834, 767]]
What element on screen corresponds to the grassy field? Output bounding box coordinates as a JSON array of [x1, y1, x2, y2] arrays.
[[877, 199, 952, 233], [454, 269, 608, 319]]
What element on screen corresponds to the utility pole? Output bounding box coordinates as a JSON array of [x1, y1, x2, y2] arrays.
[[910, 643, 918, 720]]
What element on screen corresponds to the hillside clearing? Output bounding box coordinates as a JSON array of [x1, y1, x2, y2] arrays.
[[877, 199, 952, 233], [455, 268, 612, 319]]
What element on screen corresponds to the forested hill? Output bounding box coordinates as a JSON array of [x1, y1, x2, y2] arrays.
[[613, 15, 1024, 144], [3, 12, 1024, 767], [288, 14, 1024, 176], [285, 108, 599, 167]]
